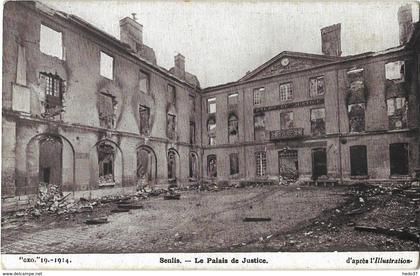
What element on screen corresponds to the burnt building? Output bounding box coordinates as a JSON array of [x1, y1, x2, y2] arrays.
[[2, 1, 420, 208]]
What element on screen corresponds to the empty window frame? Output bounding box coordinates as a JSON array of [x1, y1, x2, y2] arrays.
[[228, 114, 239, 143], [309, 76, 325, 97], [254, 113, 266, 141], [348, 103, 365, 132], [387, 97, 408, 130], [389, 143, 409, 176], [279, 82, 293, 101], [207, 98, 216, 113], [253, 88, 265, 105], [350, 145, 368, 176], [40, 24, 63, 59], [278, 149, 298, 177], [229, 153, 239, 176], [98, 93, 116, 129], [385, 61, 405, 81], [228, 93, 238, 105], [280, 111, 294, 130], [255, 151, 267, 177], [168, 84, 176, 105], [139, 105, 150, 135], [310, 108, 326, 136], [207, 155, 217, 177], [97, 143, 115, 183], [167, 114, 176, 139], [100, 51, 114, 80], [207, 117, 216, 145], [139, 71, 150, 94], [39, 72, 64, 116], [190, 121, 196, 144]]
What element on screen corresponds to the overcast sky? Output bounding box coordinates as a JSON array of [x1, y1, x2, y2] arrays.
[[44, 1, 419, 88]]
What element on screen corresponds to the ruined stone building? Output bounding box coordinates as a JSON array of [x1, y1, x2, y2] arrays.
[[2, 1, 420, 206]]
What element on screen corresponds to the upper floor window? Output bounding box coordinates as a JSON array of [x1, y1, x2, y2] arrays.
[[254, 113, 265, 141], [100, 51, 114, 80], [310, 108, 326, 136], [280, 111, 294, 130], [348, 103, 365, 133], [207, 117, 216, 145], [228, 93, 238, 105], [309, 76, 325, 97], [98, 93, 116, 129], [189, 95, 195, 112], [385, 61, 405, 82], [168, 84, 176, 105], [387, 97, 408, 130], [167, 114, 176, 139], [279, 83, 293, 101], [40, 24, 63, 59], [228, 113, 239, 144], [139, 71, 150, 94], [39, 72, 64, 117], [253, 88, 265, 105], [139, 105, 150, 135], [207, 98, 216, 113], [190, 121, 196, 144]]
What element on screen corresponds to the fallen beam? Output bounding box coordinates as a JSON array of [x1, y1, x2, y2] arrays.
[[243, 217, 272, 222], [355, 225, 420, 243], [85, 217, 108, 225]]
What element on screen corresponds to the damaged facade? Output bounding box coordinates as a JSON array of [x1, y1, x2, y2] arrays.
[[2, 1, 420, 204]]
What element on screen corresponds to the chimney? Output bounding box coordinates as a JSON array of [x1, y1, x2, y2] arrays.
[[321, 23, 342, 57], [398, 4, 413, 45], [119, 16, 143, 52], [174, 53, 185, 79]]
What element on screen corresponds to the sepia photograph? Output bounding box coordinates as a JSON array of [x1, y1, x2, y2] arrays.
[[1, 0, 420, 271]]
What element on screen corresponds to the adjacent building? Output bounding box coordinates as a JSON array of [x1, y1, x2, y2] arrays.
[[2, 1, 420, 207]]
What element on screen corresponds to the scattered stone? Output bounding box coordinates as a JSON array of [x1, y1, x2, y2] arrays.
[[85, 217, 108, 225]]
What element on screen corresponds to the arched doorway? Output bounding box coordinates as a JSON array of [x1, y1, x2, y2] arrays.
[[136, 145, 157, 187], [39, 135, 63, 185], [167, 148, 180, 185]]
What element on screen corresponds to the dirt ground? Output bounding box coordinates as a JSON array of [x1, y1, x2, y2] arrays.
[[1, 184, 419, 253]]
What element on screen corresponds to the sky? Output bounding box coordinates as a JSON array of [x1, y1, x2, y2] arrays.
[[43, 1, 419, 88]]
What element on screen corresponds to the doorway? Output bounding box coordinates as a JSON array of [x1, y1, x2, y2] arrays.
[[39, 136, 63, 185], [312, 148, 327, 179]]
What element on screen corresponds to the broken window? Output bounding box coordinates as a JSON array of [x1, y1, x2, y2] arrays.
[[390, 143, 409, 176], [279, 82, 293, 101], [189, 95, 195, 112], [139, 105, 150, 135], [253, 87, 265, 105], [350, 145, 368, 176], [190, 121, 196, 144], [254, 113, 266, 141], [40, 24, 63, 59], [207, 155, 217, 177], [229, 153, 239, 176], [278, 149, 298, 178], [207, 98, 216, 113], [228, 93, 238, 106], [207, 117, 216, 145], [228, 113, 239, 144], [168, 84, 176, 105], [39, 72, 64, 118], [99, 93, 116, 129], [167, 150, 177, 182], [387, 97, 408, 130], [309, 76, 325, 97], [280, 111, 294, 130], [348, 103, 365, 132], [167, 114, 176, 139], [310, 108, 326, 136], [385, 61, 405, 81], [189, 153, 198, 179], [100, 51, 114, 80], [97, 143, 115, 184], [139, 71, 150, 94], [255, 151, 267, 177]]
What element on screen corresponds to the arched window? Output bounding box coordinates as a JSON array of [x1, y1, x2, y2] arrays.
[[228, 113, 238, 144]]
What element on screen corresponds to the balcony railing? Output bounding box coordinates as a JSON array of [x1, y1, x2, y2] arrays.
[[270, 127, 304, 141]]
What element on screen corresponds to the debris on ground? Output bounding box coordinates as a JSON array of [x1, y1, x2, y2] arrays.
[[355, 225, 420, 243], [85, 217, 108, 225], [243, 217, 272, 222]]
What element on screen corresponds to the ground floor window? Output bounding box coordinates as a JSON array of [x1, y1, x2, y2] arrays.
[[390, 143, 409, 176], [229, 153, 239, 176], [255, 151, 267, 177], [278, 149, 298, 178], [189, 153, 198, 179], [350, 145, 368, 176], [311, 148, 327, 179], [207, 155, 217, 177], [98, 143, 115, 184]]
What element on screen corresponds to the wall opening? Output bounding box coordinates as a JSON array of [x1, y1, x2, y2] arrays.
[[167, 150, 177, 184], [137, 146, 156, 186], [189, 152, 199, 180], [312, 148, 327, 179], [350, 145, 368, 176], [390, 143, 409, 176], [278, 149, 298, 179], [39, 136, 63, 185], [207, 155, 217, 178]]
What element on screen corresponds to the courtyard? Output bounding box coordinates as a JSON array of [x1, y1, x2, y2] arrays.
[[1, 183, 418, 253]]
